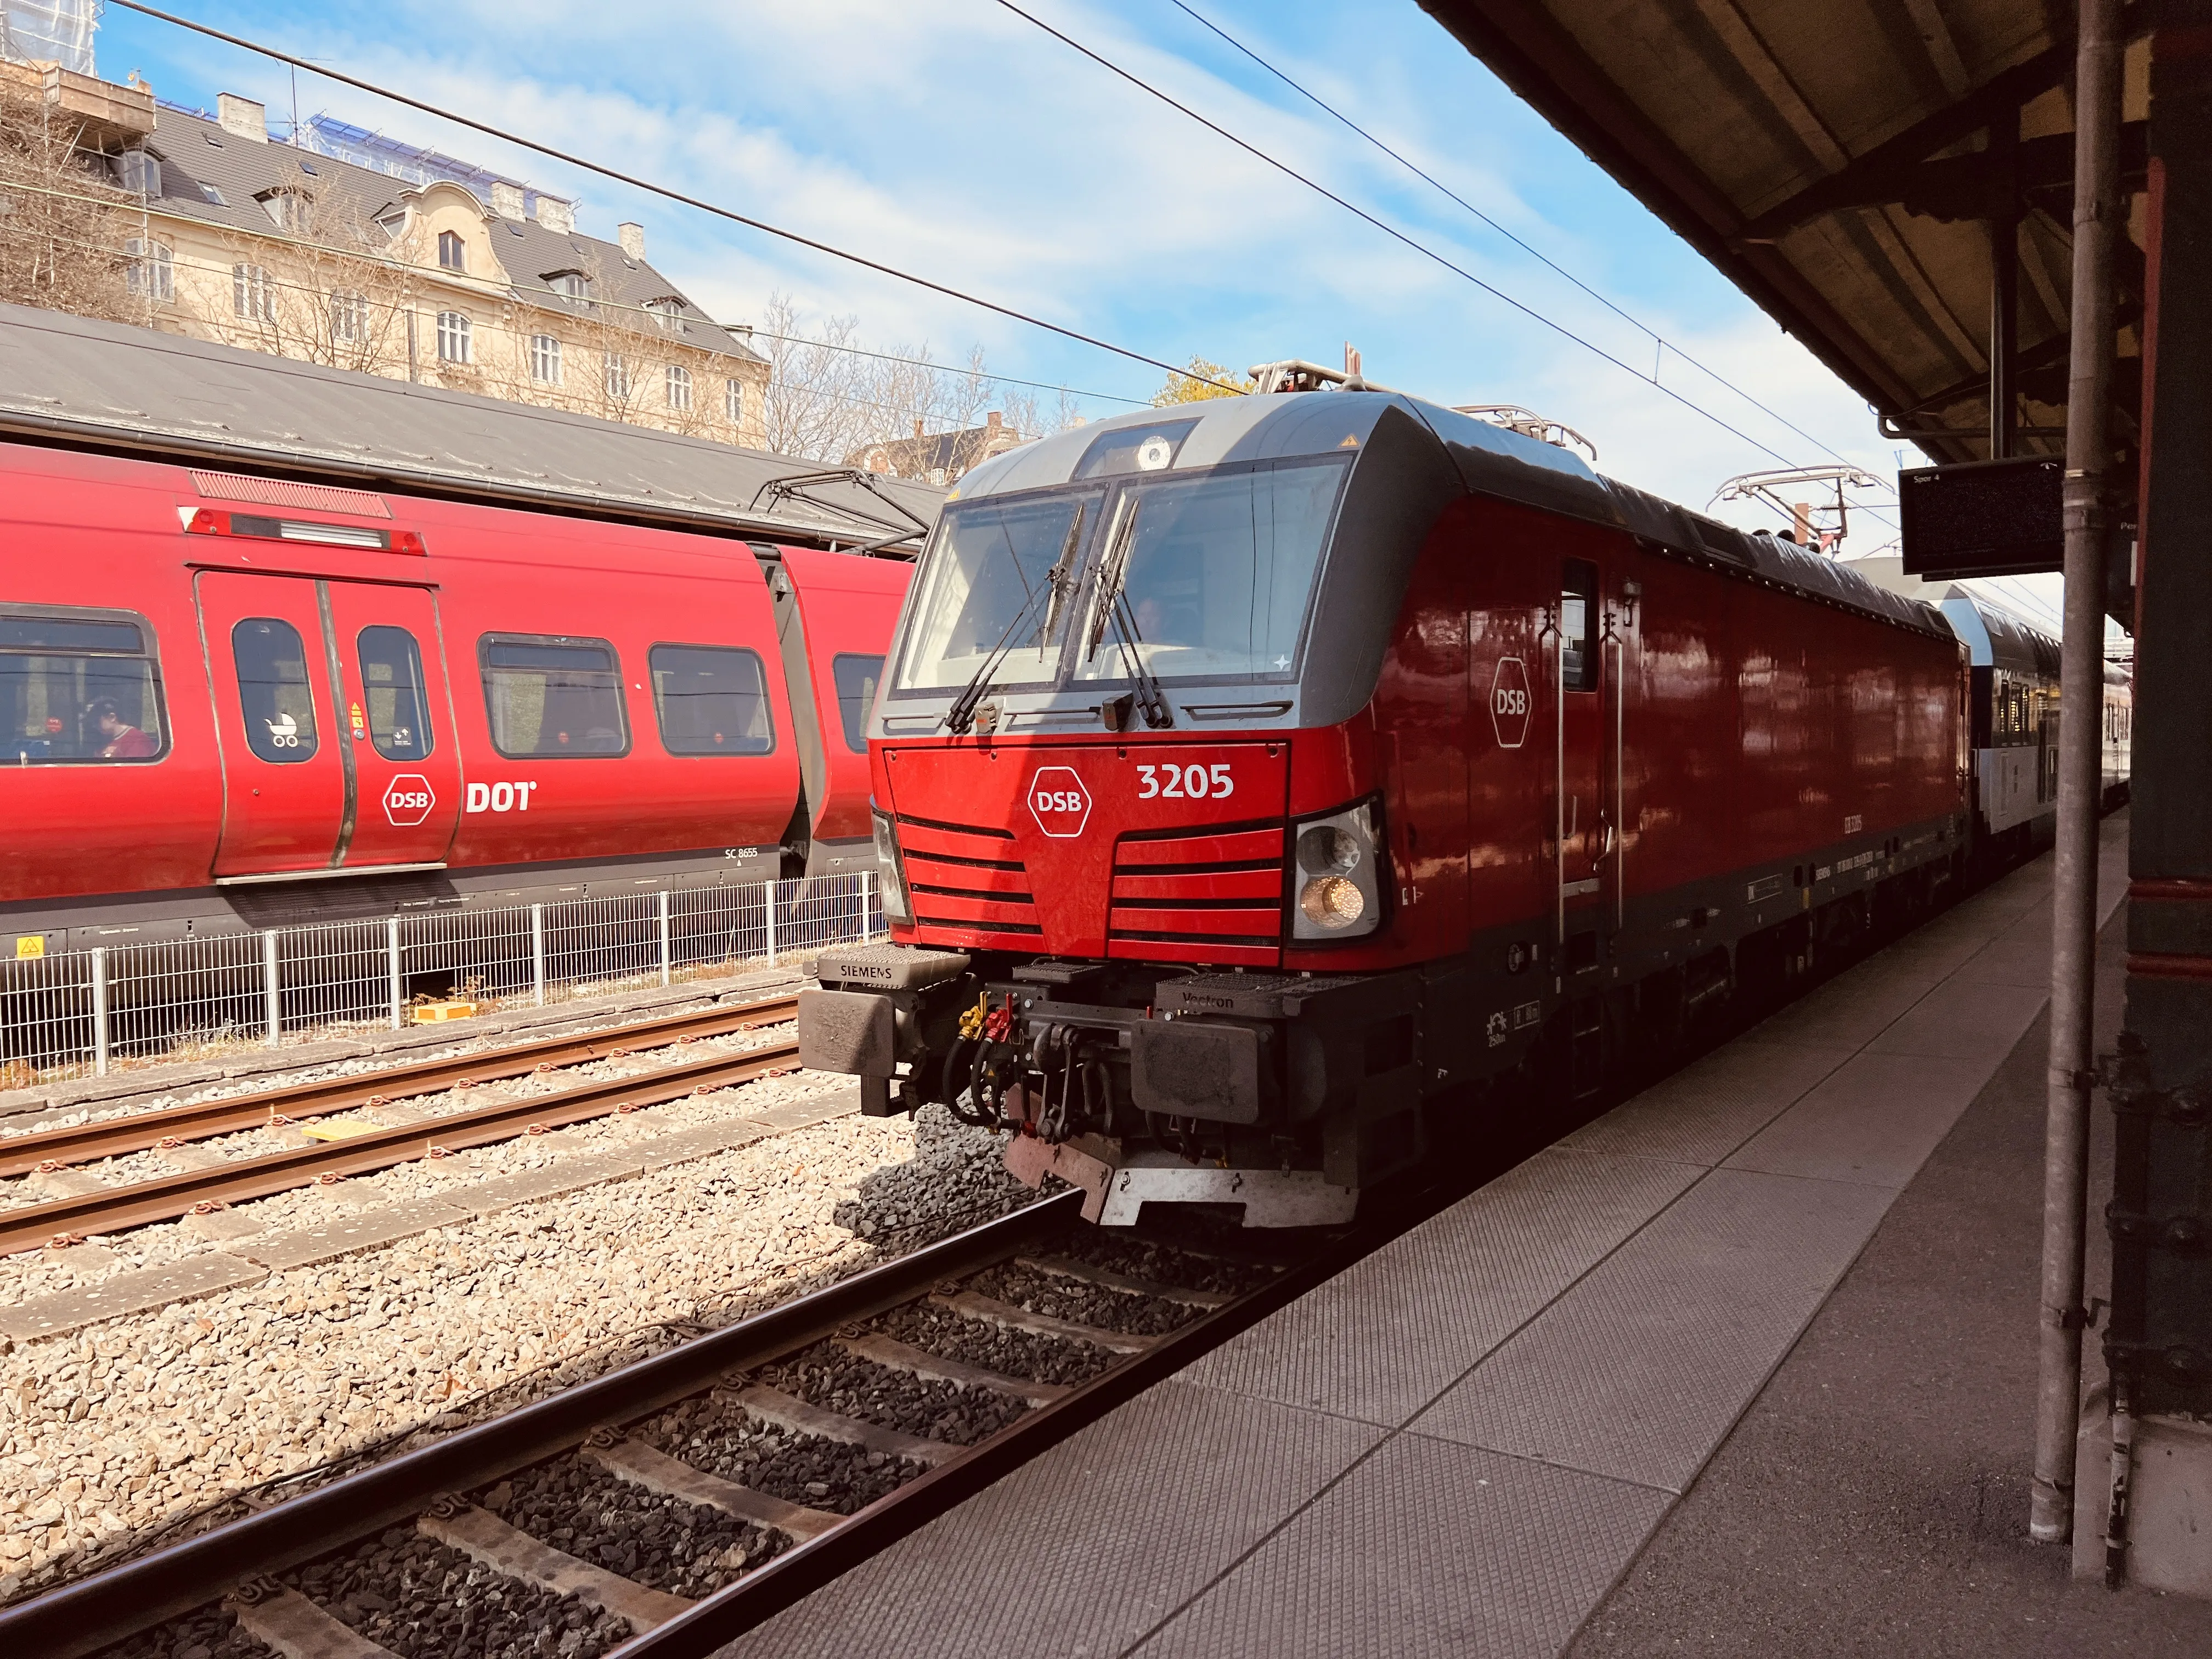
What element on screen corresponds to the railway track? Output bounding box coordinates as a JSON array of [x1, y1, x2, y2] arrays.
[[0, 996, 801, 1257], [0, 1187, 1352, 1659]]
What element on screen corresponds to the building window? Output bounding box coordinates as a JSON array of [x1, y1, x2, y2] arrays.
[[547, 271, 589, 302], [437, 230, 466, 272], [258, 188, 309, 232], [605, 353, 630, 400], [666, 364, 692, 411], [330, 291, 369, 343], [725, 377, 743, 427], [125, 238, 173, 302], [531, 334, 562, 385], [114, 149, 160, 196], [232, 263, 273, 321], [645, 297, 686, 332], [437, 310, 471, 364]]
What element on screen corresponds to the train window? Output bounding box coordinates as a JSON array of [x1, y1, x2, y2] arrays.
[[1560, 560, 1598, 692], [479, 635, 630, 758], [358, 626, 433, 760], [0, 608, 168, 765], [832, 653, 883, 753], [648, 644, 774, 756], [1069, 459, 1343, 685], [230, 618, 319, 763], [897, 492, 1099, 693]]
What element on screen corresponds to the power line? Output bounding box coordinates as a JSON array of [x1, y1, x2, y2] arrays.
[[738, 328, 1147, 407], [989, 0, 1800, 469], [108, 0, 1231, 393], [1166, 1, 1879, 478]]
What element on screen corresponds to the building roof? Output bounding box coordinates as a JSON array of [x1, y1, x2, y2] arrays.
[[1418, 2, 2148, 472], [135, 103, 760, 363], [0, 301, 939, 547], [850, 414, 1023, 481]]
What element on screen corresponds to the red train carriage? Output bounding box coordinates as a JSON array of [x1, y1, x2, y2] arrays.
[[0, 441, 910, 952], [801, 377, 1971, 1226]]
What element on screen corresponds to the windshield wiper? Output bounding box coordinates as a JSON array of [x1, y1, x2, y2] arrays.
[[1104, 589, 1172, 729], [1085, 498, 1171, 730], [944, 504, 1086, 735]]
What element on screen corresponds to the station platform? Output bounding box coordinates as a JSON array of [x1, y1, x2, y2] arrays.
[[721, 819, 2175, 1659]]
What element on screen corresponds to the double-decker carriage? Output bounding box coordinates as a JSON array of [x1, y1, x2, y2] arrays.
[[800, 370, 1973, 1226]]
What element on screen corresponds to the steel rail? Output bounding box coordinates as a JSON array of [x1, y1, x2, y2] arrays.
[[0, 994, 799, 1180], [0, 1039, 800, 1255], [0, 1189, 1085, 1659], [610, 1208, 1368, 1656]]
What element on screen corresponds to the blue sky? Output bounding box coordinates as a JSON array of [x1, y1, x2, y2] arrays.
[[95, 0, 1967, 577]]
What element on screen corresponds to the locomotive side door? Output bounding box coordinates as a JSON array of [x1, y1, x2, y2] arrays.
[[196, 572, 347, 876], [323, 583, 462, 870], [1554, 557, 1606, 970]]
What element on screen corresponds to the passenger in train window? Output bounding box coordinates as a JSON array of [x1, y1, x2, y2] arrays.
[[90, 698, 157, 759]]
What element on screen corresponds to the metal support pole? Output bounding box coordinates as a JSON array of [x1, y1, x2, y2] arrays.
[[531, 904, 546, 1007], [764, 879, 779, 966], [1990, 107, 2021, 461], [387, 917, 403, 1030], [2031, 0, 2123, 1546], [657, 889, 672, 988], [262, 929, 281, 1049], [90, 946, 109, 1079]]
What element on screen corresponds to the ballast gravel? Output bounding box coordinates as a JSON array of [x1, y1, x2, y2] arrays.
[[289, 1530, 631, 1659], [1062, 1234, 1277, 1298], [873, 1301, 1115, 1386], [100, 1605, 270, 1659], [758, 1342, 1029, 1444], [968, 1262, 1196, 1338], [486, 1455, 780, 1597], [0, 1101, 1036, 1602], [639, 1395, 921, 1514]]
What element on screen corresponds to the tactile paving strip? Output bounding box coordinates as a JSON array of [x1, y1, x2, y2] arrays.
[[714, 1380, 1381, 1659], [1133, 1435, 1668, 1659], [1411, 1167, 1890, 1493], [1175, 1149, 1700, 1427]]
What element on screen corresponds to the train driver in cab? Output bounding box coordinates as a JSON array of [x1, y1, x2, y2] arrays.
[[89, 698, 157, 759]]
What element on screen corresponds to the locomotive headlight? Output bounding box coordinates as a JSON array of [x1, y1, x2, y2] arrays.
[[871, 807, 913, 925], [1289, 798, 1386, 942]]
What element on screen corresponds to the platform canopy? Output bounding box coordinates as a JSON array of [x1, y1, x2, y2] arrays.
[[1417, 1, 2151, 477]]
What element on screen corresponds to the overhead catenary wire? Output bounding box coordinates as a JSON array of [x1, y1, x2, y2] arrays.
[[1166, 0, 1881, 476], [105, 0, 1235, 394]]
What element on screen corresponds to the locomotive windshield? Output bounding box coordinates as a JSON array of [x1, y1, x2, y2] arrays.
[[893, 456, 1344, 696]]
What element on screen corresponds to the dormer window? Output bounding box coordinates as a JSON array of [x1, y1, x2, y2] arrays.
[[438, 230, 466, 273], [644, 297, 687, 333], [257, 188, 311, 232], [375, 208, 407, 240], [546, 271, 590, 303]]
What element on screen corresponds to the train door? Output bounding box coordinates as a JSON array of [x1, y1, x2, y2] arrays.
[[1555, 557, 1606, 1092], [196, 574, 460, 876], [197, 573, 346, 875], [323, 584, 462, 870]]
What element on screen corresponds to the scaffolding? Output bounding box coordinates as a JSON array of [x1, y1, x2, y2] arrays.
[[1, 0, 95, 76]]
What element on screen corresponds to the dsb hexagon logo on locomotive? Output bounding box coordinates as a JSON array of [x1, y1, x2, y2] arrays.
[[1491, 657, 1532, 749], [1028, 766, 1092, 838], [382, 775, 436, 827]]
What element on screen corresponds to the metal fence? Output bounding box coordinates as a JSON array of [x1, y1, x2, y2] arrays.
[[0, 872, 881, 1088]]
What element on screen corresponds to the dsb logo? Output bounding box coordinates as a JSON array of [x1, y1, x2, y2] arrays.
[[1028, 766, 1092, 838], [382, 774, 436, 827]]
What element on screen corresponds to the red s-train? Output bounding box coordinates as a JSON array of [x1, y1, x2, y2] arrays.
[[0, 441, 909, 953], [802, 372, 1975, 1225]]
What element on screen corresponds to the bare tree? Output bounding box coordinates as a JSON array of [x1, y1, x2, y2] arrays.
[[0, 73, 138, 322], [194, 193, 413, 376]]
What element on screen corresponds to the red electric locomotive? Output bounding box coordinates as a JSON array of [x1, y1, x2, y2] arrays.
[[0, 442, 910, 952], [801, 370, 1971, 1225]]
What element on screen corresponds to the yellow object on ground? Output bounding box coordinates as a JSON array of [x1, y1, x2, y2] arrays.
[[295, 1118, 385, 1141], [411, 1000, 478, 1023]]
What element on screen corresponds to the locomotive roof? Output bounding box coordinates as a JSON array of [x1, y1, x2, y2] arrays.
[[953, 388, 1950, 639], [0, 303, 943, 549]]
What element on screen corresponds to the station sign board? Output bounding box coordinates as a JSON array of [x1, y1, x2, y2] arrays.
[[1899, 455, 2063, 580]]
